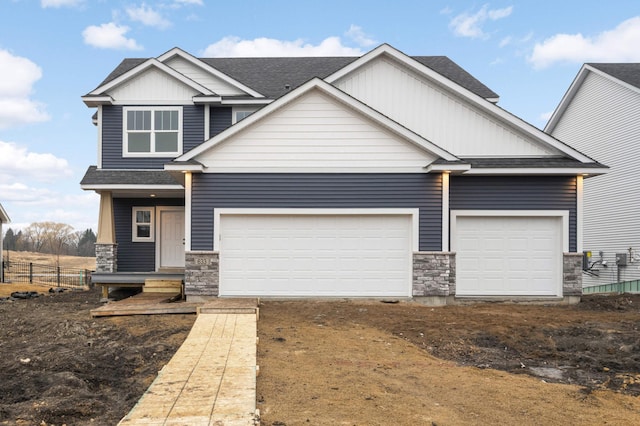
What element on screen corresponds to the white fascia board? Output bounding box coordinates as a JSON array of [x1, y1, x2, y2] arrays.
[[80, 184, 184, 191], [221, 99, 273, 105], [0, 203, 10, 223], [88, 58, 215, 97], [192, 96, 222, 104], [328, 44, 595, 164], [82, 95, 113, 107], [157, 47, 265, 98], [461, 167, 608, 176], [164, 163, 204, 173], [177, 77, 459, 163], [425, 163, 471, 173]]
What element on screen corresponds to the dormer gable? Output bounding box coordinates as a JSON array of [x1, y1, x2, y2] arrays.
[[82, 59, 217, 106]]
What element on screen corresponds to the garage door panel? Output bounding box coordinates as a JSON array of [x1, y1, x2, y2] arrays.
[[219, 214, 412, 297], [454, 215, 562, 297]]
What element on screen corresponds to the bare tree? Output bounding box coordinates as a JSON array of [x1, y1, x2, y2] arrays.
[[43, 222, 75, 266], [24, 222, 49, 252]]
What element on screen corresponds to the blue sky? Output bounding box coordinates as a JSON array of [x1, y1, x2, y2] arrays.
[[1, 0, 640, 233]]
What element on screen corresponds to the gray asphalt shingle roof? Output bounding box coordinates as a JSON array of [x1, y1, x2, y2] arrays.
[[588, 63, 640, 90], [80, 166, 181, 186], [95, 54, 499, 100]]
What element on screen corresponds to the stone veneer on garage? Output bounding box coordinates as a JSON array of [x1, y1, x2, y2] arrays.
[[179, 250, 582, 303], [184, 251, 219, 299], [412, 252, 456, 297]]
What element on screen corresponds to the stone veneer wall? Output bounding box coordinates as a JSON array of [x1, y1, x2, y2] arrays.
[[563, 252, 583, 296], [412, 252, 456, 297], [95, 243, 117, 273], [185, 251, 219, 297]]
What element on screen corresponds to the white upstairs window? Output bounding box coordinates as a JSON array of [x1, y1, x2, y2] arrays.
[[124, 107, 182, 156]]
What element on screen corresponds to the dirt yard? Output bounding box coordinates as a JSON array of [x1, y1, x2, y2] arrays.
[[1, 285, 640, 425]]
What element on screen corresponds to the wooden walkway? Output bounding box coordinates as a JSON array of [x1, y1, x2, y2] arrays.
[[118, 308, 259, 425]]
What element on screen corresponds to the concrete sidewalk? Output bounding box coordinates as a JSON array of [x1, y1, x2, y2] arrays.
[[119, 309, 258, 425]]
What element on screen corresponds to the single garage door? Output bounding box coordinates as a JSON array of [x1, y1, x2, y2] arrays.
[[453, 215, 563, 296], [219, 214, 413, 297]]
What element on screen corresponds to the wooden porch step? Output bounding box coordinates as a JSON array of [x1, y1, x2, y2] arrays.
[[143, 279, 183, 294]]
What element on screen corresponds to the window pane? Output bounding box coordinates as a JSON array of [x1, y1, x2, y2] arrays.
[[137, 225, 151, 238], [136, 210, 151, 223], [156, 132, 178, 152], [128, 133, 151, 152], [155, 110, 179, 131], [128, 110, 151, 131]]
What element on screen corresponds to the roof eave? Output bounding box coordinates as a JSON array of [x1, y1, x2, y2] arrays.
[[82, 95, 113, 107]]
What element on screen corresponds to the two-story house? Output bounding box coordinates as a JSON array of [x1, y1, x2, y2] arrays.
[[81, 44, 606, 303], [546, 63, 640, 288]]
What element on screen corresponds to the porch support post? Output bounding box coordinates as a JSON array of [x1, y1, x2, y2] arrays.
[[95, 191, 117, 274], [96, 191, 115, 244]]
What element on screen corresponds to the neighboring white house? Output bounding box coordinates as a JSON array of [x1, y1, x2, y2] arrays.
[[0, 203, 10, 282], [546, 63, 640, 286]]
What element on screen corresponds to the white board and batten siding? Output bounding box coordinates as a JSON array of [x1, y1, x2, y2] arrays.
[[217, 211, 416, 297], [551, 70, 640, 285], [197, 89, 438, 173], [451, 211, 567, 297], [164, 56, 248, 97], [108, 68, 200, 103], [334, 55, 560, 157]]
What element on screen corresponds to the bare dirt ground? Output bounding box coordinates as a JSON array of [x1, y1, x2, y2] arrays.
[[1, 282, 640, 425]]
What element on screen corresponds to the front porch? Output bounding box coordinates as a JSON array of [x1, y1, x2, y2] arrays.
[[92, 271, 185, 299]]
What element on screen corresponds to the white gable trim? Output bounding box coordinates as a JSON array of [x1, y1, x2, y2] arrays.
[[174, 77, 459, 163], [88, 58, 215, 97], [157, 47, 265, 98], [328, 44, 594, 164], [0, 203, 9, 223], [546, 64, 640, 133]]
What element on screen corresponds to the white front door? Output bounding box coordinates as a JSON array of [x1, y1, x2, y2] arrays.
[[159, 209, 185, 268]]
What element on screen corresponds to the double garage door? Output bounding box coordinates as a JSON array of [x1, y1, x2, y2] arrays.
[[219, 213, 414, 297]]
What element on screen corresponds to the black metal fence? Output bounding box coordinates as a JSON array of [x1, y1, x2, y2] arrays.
[[1, 260, 92, 289]]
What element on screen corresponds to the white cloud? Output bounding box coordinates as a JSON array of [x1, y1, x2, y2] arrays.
[[345, 25, 377, 47], [202, 36, 364, 57], [82, 22, 143, 50], [529, 17, 640, 69], [41, 0, 83, 8], [0, 50, 49, 129], [174, 0, 203, 5], [0, 141, 72, 182], [450, 4, 513, 39], [126, 4, 172, 30]]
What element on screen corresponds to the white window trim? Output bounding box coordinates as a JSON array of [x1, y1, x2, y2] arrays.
[[213, 208, 420, 252], [232, 106, 258, 124], [123, 106, 183, 157], [132, 207, 155, 242]]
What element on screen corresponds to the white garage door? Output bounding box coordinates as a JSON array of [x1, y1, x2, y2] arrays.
[[219, 214, 413, 297], [453, 215, 563, 296]]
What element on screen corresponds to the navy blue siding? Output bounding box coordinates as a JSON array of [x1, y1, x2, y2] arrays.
[[102, 105, 204, 169], [191, 174, 443, 252], [449, 176, 577, 251], [113, 198, 184, 272], [211, 107, 232, 137]]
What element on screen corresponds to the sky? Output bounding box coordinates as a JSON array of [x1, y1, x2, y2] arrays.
[[1, 0, 640, 233]]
